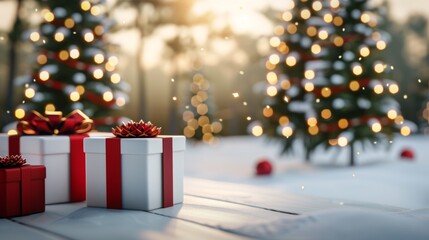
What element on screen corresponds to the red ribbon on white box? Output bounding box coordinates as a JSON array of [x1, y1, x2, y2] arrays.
[[7, 135, 86, 202], [105, 137, 174, 209]]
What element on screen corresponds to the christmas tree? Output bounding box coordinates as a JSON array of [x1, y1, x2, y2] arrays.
[[14, 0, 127, 128], [264, 0, 409, 165], [263, 0, 331, 159]]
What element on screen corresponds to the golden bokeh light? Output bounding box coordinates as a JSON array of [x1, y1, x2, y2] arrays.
[[387, 109, 397, 119], [269, 54, 280, 65], [376, 40, 386, 50], [266, 72, 278, 84], [321, 109, 332, 119], [93, 69, 104, 79], [352, 65, 363, 75], [307, 117, 317, 127], [30, 32, 40, 42], [37, 54, 47, 65], [282, 12, 293, 22], [324, 13, 333, 23], [59, 50, 69, 61], [307, 26, 317, 37], [286, 56, 297, 66], [400, 126, 411, 136], [44, 11, 54, 22], [308, 126, 319, 135], [81, 1, 91, 11], [371, 122, 382, 132], [266, 86, 278, 97], [84, 32, 95, 42], [94, 54, 105, 64], [280, 79, 291, 90], [374, 63, 384, 73], [333, 36, 344, 47], [338, 118, 349, 129], [45, 104, 55, 112], [360, 47, 370, 57], [304, 70, 315, 80], [321, 87, 331, 98], [70, 49, 80, 59], [389, 84, 399, 94], [300, 9, 311, 19], [349, 80, 360, 91], [318, 30, 329, 40], [76, 85, 85, 95], [103, 91, 113, 102], [251, 125, 264, 137], [54, 32, 65, 42], [70, 91, 80, 102], [269, 37, 281, 47], [15, 108, 25, 119], [373, 84, 384, 94], [263, 106, 274, 117], [311, 44, 321, 54], [116, 97, 126, 107], [65, 18, 75, 28], [279, 116, 289, 125], [312, 1, 323, 11], [282, 126, 293, 137], [39, 71, 50, 81], [304, 82, 314, 92], [338, 136, 348, 147], [110, 73, 121, 84], [25, 88, 35, 98]]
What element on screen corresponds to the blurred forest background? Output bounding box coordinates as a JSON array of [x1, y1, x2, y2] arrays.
[[1, 0, 429, 141]]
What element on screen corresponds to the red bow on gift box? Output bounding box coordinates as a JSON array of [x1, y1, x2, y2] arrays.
[[17, 110, 93, 135]]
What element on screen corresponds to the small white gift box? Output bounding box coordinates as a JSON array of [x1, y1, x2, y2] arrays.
[[0, 133, 113, 204], [84, 135, 185, 211]]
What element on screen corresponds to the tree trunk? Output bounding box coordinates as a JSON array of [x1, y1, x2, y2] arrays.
[[350, 142, 355, 166], [2, 0, 23, 129]]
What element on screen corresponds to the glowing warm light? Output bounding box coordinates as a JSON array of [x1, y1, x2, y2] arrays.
[[93, 69, 104, 79], [321, 87, 331, 97], [25, 88, 35, 98], [269, 54, 280, 65], [94, 25, 104, 35], [374, 63, 384, 73], [312, 1, 323, 11], [282, 126, 293, 137], [311, 44, 321, 54], [329, 139, 338, 146], [105, 63, 115, 72], [266, 72, 278, 84], [376, 40, 386, 50], [211, 122, 223, 133], [389, 84, 399, 94], [321, 109, 332, 119], [324, 13, 333, 23], [300, 9, 311, 19], [282, 12, 293, 22], [45, 104, 55, 111], [395, 115, 404, 125], [103, 91, 113, 102], [183, 126, 195, 138], [266, 86, 278, 97], [387, 110, 397, 119], [37, 54, 47, 64], [30, 32, 40, 42], [197, 104, 209, 115], [279, 116, 289, 125], [251, 125, 263, 137], [305, 70, 315, 80], [333, 16, 343, 26], [287, 24, 297, 34], [280, 79, 291, 90], [70, 91, 80, 102], [90, 6, 101, 16], [263, 106, 274, 117], [338, 136, 348, 147], [308, 126, 319, 135], [59, 50, 69, 61], [70, 49, 80, 59], [44, 11, 54, 22], [374, 84, 384, 94], [349, 80, 360, 91], [333, 36, 344, 47], [318, 30, 328, 40], [39, 71, 50, 81], [232, 92, 239, 98], [65, 18, 75, 28], [76, 85, 85, 95], [94, 54, 104, 64], [15, 108, 25, 119], [361, 13, 371, 23], [307, 26, 317, 37], [360, 47, 370, 57], [84, 32, 95, 42], [116, 97, 126, 107], [352, 65, 363, 75], [81, 1, 91, 11], [286, 56, 297, 66], [7, 130, 18, 136], [54, 32, 65, 42], [338, 119, 349, 129], [304, 82, 314, 92], [330, 0, 340, 8], [110, 73, 121, 84], [307, 117, 317, 127], [371, 122, 382, 132], [400, 126, 411, 136]]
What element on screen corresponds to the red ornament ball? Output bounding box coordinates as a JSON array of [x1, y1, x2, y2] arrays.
[[256, 159, 273, 176], [400, 149, 414, 160]]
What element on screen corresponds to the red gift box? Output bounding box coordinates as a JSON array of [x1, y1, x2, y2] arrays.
[[0, 165, 46, 218]]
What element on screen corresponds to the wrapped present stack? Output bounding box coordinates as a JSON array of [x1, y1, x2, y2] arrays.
[[0, 110, 96, 204], [84, 120, 185, 211], [0, 155, 46, 218]]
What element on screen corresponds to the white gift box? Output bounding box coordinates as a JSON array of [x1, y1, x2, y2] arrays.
[[84, 135, 185, 211], [0, 132, 113, 204]]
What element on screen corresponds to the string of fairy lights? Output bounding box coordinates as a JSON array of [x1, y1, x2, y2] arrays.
[[14, 0, 126, 121], [256, 0, 412, 149]]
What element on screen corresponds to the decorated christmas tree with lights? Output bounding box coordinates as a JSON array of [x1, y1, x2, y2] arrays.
[[263, 0, 331, 159], [182, 72, 222, 144], [14, 0, 127, 128], [264, 0, 410, 165]]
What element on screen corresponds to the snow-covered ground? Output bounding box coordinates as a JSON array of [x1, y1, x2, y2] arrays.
[[185, 134, 429, 210]]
